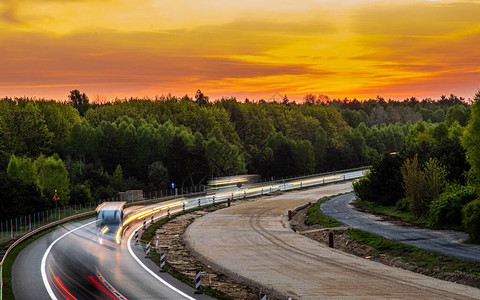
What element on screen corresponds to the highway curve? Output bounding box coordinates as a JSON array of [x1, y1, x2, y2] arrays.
[[321, 193, 480, 262], [10, 170, 363, 299], [12, 214, 213, 299], [184, 182, 480, 299]]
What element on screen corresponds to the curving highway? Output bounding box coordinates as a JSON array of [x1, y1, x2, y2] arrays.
[[11, 170, 365, 299], [321, 193, 480, 262], [12, 210, 213, 299]]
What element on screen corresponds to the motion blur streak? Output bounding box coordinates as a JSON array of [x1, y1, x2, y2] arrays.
[[291, 175, 339, 185], [101, 226, 109, 234], [88, 276, 119, 300], [95, 273, 129, 300], [115, 201, 184, 243], [96, 203, 106, 212], [135, 210, 154, 221], [48, 275, 67, 300], [208, 178, 248, 186], [41, 220, 98, 300], [48, 265, 77, 300]]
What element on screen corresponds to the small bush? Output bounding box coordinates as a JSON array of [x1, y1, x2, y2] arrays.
[[352, 176, 372, 201], [463, 198, 480, 242], [429, 184, 476, 228], [395, 198, 410, 211]]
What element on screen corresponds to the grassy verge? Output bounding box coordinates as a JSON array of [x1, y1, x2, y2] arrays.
[[306, 198, 480, 277], [354, 200, 429, 226], [141, 204, 234, 300], [2, 227, 58, 299], [305, 199, 342, 227], [346, 229, 480, 275]]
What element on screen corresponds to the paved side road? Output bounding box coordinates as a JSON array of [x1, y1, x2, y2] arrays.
[[184, 182, 480, 299], [321, 193, 480, 262]]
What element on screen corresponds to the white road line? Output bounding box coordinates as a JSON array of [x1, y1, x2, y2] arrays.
[[127, 218, 196, 300], [41, 220, 98, 300]]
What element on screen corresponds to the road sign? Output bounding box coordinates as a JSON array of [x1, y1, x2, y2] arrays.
[[52, 190, 61, 202], [170, 183, 176, 189]]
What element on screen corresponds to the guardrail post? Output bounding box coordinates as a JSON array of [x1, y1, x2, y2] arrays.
[[328, 231, 334, 248], [160, 253, 166, 272], [194, 270, 202, 294], [288, 210, 292, 221], [227, 198, 231, 207], [145, 242, 151, 258]]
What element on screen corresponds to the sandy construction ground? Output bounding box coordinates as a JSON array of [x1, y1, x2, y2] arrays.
[[185, 181, 480, 299]]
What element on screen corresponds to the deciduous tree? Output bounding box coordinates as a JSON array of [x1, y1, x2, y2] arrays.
[[401, 154, 427, 218]]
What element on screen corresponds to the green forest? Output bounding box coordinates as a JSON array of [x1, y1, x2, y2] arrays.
[[354, 91, 480, 242], [1, 90, 478, 241]]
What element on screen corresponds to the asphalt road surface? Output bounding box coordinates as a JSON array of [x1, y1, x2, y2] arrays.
[[12, 215, 213, 299], [185, 182, 480, 299], [9, 169, 365, 299], [321, 193, 480, 262]]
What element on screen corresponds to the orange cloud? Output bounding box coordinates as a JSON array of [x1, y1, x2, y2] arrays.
[[1, 0, 480, 101]]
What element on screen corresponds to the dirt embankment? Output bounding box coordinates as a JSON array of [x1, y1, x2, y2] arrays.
[[153, 198, 269, 300], [290, 199, 480, 290]]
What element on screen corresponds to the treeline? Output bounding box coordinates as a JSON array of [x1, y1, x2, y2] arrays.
[[0, 90, 471, 221], [354, 92, 480, 241]]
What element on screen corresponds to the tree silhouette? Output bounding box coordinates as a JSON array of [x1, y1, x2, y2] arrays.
[[195, 89, 209, 106], [68, 89, 89, 116]]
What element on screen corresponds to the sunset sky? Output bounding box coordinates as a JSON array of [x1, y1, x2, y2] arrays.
[[1, 0, 480, 102]]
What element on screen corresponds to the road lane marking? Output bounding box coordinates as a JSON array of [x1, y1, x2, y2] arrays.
[[127, 221, 195, 300], [41, 220, 97, 300]]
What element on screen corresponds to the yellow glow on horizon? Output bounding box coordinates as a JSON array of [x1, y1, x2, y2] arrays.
[[2, 0, 480, 101]]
